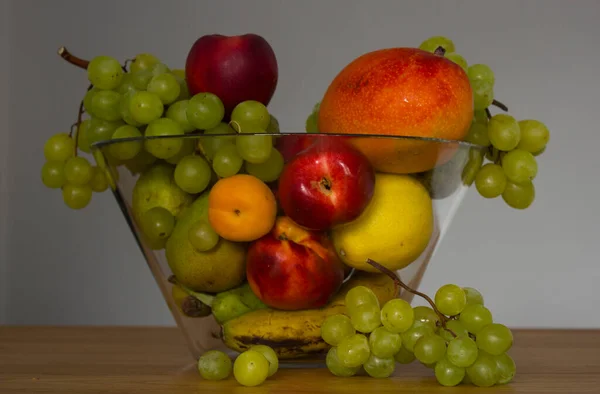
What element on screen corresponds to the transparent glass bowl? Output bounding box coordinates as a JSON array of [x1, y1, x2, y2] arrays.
[[92, 132, 484, 364]]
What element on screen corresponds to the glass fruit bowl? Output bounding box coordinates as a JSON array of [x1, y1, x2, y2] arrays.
[[91, 132, 484, 364]]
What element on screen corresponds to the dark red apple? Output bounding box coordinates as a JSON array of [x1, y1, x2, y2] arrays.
[[275, 134, 316, 163], [246, 216, 345, 310], [278, 138, 376, 231], [185, 33, 278, 116]]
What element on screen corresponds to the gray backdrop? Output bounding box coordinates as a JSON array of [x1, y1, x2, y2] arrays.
[[2, 0, 599, 328]]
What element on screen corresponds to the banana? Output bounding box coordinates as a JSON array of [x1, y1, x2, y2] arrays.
[[221, 271, 398, 359]]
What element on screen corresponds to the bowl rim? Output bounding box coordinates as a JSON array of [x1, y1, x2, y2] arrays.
[[90, 131, 487, 151]]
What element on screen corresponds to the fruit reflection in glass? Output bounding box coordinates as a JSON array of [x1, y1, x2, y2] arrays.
[[92, 132, 482, 362]]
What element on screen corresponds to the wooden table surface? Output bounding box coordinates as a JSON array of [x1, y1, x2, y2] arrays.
[[1, 326, 599, 393]]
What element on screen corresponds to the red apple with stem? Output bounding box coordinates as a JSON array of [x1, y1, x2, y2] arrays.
[[246, 216, 346, 310], [278, 138, 376, 231], [185, 33, 278, 116]]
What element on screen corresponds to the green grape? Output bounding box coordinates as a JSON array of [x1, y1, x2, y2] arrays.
[[245, 149, 284, 182], [144, 118, 184, 159], [172, 69, 185, 80], [471, 80, 494, 111], [200, 122, 236, 159], [131, 70, 153, 90], [337, 333, 370, 368], [502, 149, 538, 184], [350, 303, 381, 333], [475, 163, 507, 198], [165, 139, 196, 165], [446, 53, 468, 71], [488, 114, 520, 151], [434, 284, 467, 316], [174, 155, 211, 194], [64, 157, 93, 186], [83, 88, 98, 116], [462, 148, 484, 186], [466, 352, 498, 387], [305, 112, 319, 133], [90, 90, 122, 121], [434, 357, 465, 387], [321, 314, 356, 346], [419, 36, 455, 53], [413, 306, 440, 330], [109, 125, 142, 160], [197, 350, 232, 381], [166, 100, 195, 133], [380, 298, 414, 333], [447, 336, 479, 368], [187, 93, 225, 130], [251, 345, 278, 377], [401, 324, 435, 352], [363, 354, 395, 378], [534, 147, 546, 156], [119, 91, 143, 127], [44, 133, 74, 162], [438, 320, 469, 343], [147, 73, 181, 105], [465, 123, 490, 147], [212, 142, 244, 178], [459, 304, 493, 335], [494, 353, 516, 384], [463, 287, 484, 305], [476, 324, 513, 356], [172, 72, 190, 101], [231, 100, 271, 130], [468, 64, 495, 84], [130, 53, 159, 74], [141, 206, 175, 242], [116, 73, 136, 95], [233, 349, 269, 387], [267, 114, 280, 134], [394, 345, 416, 364], [236, 135, 273, 164], [414, 334, 446, 364], [150, 62, 170, 76], [188, 220, 219, 252], [517, 120, 550, 153], [90, 166, 109, 192], [369, 326, 402, 358], [87, 55, 124, 90], [473, 110, 488, 125], [345, 286, 380, 311], [41, 161, 66, 189], [62, 183, 92, 209], [81, 118, 124, 152], [325, 347, 360, 377], [129, 91, 164, 124], [502, 180, 535, 209], [123, 149, 157, 174]]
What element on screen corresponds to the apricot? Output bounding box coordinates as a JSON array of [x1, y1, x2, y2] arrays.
[[318, 47, 473, 174]]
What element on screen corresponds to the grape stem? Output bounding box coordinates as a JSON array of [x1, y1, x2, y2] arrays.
[[57, 47, 89, 70], [366, 259, 457, 338], [168, 275, 215, 307], [485, 108, 492, 120], [492, 99, 508, 112]]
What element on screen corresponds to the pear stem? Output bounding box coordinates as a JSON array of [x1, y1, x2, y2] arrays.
[[366, 259, 456, 338], [168, 275, 215, 307]]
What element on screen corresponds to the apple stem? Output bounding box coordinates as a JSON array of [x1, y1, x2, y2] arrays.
[[366, 259, 456, 338], [167, 275, 215, 307], [58, 46, 89, 70], [491, 99, 508, 112], [434, 46, 446, 56]]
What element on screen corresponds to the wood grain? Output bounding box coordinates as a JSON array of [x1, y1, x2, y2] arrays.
[[1, 326, 599, 393]]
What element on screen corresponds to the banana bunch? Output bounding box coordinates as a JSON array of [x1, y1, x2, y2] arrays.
[[221, 272, 398, 359]]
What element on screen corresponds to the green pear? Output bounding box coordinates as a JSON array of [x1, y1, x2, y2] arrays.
[[131, 162, 193, 225], [166, 192, 246, 293]]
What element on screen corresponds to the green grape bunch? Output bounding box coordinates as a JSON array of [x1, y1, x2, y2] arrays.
[[417, 36, 550, 210], [320, 259, 516, 387]]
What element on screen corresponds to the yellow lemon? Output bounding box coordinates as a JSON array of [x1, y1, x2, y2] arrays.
[[332, 173, 433, 272]]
